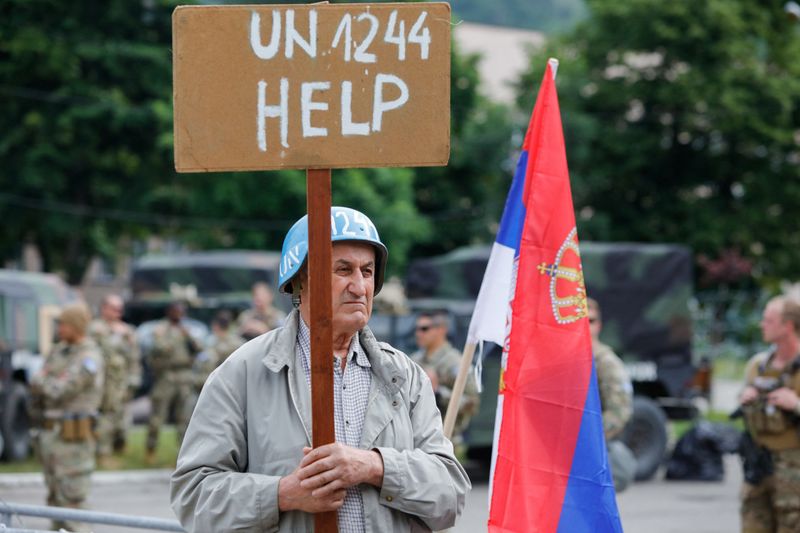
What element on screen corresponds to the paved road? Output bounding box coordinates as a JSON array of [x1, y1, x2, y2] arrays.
[[1, 456, 741, 532]]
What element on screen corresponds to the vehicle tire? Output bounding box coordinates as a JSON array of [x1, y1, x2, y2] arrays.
[[621, 396, 668, 481], [1, 382, 32, 461]]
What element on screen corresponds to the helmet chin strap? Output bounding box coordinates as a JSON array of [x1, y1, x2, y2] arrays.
[[291, 279, 303, 308]]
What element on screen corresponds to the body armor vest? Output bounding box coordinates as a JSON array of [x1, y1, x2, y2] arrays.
[[743, 351, 800, 451]]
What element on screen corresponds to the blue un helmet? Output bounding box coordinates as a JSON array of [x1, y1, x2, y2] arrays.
[[279, 206, 389, 295]]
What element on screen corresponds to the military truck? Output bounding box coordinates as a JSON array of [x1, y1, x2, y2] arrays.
[[126, 250, 290, 326], [0, 270, 75, 461], [392, 242, 706, 481]]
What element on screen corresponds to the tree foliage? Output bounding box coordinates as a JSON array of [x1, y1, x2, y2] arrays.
[[450, 0, 586, 33], [1, 0, 512, 282], [1, 0, 181, 281], [518, 0, 800, 285]]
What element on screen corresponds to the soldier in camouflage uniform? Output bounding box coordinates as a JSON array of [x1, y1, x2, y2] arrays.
[[739, 296, 800, 533], [237, 282, 286, 340], [588, 298, 633, 440], [89, 294, 141, 467], [196, 310, 243, 383], [145, 301, 202, 463], [410, 310, 479, 446], [29, 303, 104, 532], [588, 298, 635, 491]]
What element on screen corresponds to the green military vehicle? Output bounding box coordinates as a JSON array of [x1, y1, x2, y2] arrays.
[[0, 270, 75, 461], [126, 250, 289, 326], [393, 242, 706, 481]]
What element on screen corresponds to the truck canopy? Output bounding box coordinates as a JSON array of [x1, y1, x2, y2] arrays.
[[404, 242, 695, 397]]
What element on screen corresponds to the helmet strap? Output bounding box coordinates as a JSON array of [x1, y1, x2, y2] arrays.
[[291, 278, 303, 308]]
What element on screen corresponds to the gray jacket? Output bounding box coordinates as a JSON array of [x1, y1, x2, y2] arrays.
[[170, 311, 470, 532]]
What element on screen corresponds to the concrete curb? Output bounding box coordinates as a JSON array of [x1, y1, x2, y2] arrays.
[[0, 469, 173, 489]]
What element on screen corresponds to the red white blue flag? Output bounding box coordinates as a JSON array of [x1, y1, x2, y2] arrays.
[[468, 60, 623, 533]]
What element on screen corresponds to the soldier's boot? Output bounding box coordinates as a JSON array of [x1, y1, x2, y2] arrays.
[[144, 447, 157, 466], [145, 431, 158, 465], [112, 433, 127, 455], [53, 501, 91, 532]]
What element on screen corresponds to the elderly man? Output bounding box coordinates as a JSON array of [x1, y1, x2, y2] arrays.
[[739, 296, 800, 532], [171, 206, 470, 532]]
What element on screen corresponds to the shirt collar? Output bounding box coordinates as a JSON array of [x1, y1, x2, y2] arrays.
[[297, 317, 371, 368]]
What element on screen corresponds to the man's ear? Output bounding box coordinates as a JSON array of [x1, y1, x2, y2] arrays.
[[293, 267, 307, 292]]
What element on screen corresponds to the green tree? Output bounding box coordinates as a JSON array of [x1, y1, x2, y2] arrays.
[[518, 0, 800, 284], [410, 41, 515, 258], [0, 0, 434, 281], [450, 0, 586, 33], [0, 0, 181, 281]]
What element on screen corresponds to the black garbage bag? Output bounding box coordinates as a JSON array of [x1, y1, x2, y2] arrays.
[[665, 420, 743, 481]]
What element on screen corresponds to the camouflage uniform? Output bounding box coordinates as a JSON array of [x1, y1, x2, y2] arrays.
[[410, 341, 479, 445], [30, 338, 104, 532], [89, 318, 141, 456], [741, 350, 800, 533], [594, 340, 633, 441], [237, 307, 285, 338], [195, 329, 243, 385], [146, 320, 201, 452]]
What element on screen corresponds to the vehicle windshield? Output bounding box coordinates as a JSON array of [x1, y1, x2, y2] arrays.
[[131, 267, 273, 297]]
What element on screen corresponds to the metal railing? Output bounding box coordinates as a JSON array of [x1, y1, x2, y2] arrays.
[[0, 502, 184, 532]]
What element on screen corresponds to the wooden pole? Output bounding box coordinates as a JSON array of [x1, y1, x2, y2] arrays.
[[442, 341, 477, 440], [306, 168, 337, 532]]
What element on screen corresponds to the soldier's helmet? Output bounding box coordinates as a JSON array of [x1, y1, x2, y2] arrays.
[[58, 303, 92, 334], [278, 206, 388, 295]]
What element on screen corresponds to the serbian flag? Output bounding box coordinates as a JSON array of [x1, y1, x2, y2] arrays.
[[468, 59, 623, 532]]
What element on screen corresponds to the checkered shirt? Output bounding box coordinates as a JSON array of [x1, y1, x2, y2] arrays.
[[297, 319, 372, 533]]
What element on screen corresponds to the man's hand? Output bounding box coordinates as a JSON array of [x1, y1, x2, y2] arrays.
[[296, 443, 384, 498], [740, 385, 759, 405], [767, 387, 800, 412], [278, 468, 346, 513]]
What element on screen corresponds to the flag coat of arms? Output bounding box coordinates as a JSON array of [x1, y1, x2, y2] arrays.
[[468, 60, 623, 533]]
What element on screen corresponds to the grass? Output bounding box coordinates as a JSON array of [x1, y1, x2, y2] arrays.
[[0, 426, 180, 474]]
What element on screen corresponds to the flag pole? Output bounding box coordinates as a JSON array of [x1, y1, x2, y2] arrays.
[[548, 57, 559, 79], [444, 58, 560, 441], [442, 341, 477, 439]]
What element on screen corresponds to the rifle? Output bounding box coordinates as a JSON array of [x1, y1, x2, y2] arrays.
[[731, 407, 774, 485]]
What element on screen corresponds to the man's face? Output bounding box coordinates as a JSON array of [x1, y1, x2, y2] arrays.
[[57, 322, 79, 344], [253, 286, 272, 310], [301, 242, 376, 335], [102, 296, 123, 322], [167, 304, 185, 323], [415, 316, 445, 350], [588, 308, 601, 340], [761, 301, 787, 344]]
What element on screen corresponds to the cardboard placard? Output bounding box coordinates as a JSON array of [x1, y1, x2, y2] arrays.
[[173, 3, 451, 172]]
